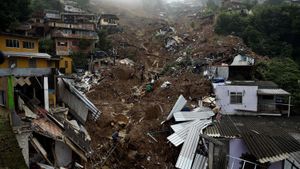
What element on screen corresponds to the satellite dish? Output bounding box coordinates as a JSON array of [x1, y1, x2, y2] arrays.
[[0, 51, 4, 64]]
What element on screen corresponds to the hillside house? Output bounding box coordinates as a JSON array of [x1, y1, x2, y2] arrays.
[[98, 14, 120, 30], [208, 54, 255, 81], [214, 81, 291, 116], [204, 116, 300, 169], [0, 33, 58, 116]]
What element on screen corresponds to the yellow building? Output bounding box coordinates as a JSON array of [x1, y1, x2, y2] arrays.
[[0, 33, 58, 110], [59, 56, 73, 74]]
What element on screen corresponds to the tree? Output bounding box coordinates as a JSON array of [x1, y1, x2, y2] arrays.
[[95, 30, 112, 52], [39, 38, 55, 55], [0, 0, 31, 31], [255, 58, 300, 112], [71, 52, 88, 68], [74, 0, 90, 9], [215, 12, 249, 36], [215, 5, 300, 63], [79, 39, 92, 50]]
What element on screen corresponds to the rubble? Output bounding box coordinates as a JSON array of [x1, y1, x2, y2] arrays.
[[72, 71, 103, 93]]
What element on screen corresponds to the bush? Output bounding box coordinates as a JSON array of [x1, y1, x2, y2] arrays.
[[215, 5, 300, 62], [255, 58, 300, 113]]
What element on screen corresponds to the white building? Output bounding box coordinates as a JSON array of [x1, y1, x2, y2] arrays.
[[215, 81, 291, 116]]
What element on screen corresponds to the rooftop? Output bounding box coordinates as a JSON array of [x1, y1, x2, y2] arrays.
[[205, 115, 300, 163], [100, 14, 119, 20], [3, 52, 52, 59], [228, 81, 278, 89], [0, 32, 39, 39]]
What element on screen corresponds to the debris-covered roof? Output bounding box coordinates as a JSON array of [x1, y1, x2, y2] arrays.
[[32, 118, 64, 140], [166, 95, 214, 169]]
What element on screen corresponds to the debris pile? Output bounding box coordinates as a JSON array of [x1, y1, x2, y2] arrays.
[[165, 95, 215, 169], [72, 72, 103, 93]]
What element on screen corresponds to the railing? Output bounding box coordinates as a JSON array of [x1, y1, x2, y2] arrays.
[[227, 155, 265, 169]]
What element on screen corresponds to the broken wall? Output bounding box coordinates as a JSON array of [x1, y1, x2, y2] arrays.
[[16, 131, 31, 167], [55, 141, 72, 167], [58, 78, 88, 122]]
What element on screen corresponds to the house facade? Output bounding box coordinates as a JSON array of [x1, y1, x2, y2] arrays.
[[215, 81, 291, 116], [0, 33, 58, 111], [98, 14, 120, 32]]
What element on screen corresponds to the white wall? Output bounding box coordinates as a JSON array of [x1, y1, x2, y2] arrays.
[[215, 85, 258, 114], [58, 78, 88, 122]]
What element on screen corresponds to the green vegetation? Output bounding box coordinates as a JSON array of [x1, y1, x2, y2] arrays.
[[30, 0, 63, 12], [71, 52, 89, 68], [215, 5, 300, 62], [0, 109, 27, 169], [95, 30, 112, 52], [74, 0, 90, 9], [0, 0, 31, 31], [79, 39, 92, 50], [215, 4, 300, 112], [39, 38, 55, 55]]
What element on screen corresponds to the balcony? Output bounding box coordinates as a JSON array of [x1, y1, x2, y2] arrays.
[[52, 30, 98, 40]]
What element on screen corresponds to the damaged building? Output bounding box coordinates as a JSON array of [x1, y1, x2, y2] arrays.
[[0, 32, 101, 168]]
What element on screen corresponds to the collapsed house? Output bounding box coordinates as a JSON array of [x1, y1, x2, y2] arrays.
[[164, 95, 215, 169], [0, 32, 101, 168]]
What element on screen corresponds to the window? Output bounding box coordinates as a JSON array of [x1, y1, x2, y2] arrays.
[[57, 41, 68, 46], [6, 39, 19, 48], [0, 91, 5, 106], [230, 92, 243, 104], [23, 41, 35, 49], [29, 59, 36, 68]]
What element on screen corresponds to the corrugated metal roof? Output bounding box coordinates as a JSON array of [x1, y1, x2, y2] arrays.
[[191, 154, 208, 169], [171, 121, 192, 133], [289, 151, 300, 167], [167, 120, 211, 147], [242, 132, 300, 163], [166, 95, 187, 121], [168, 120, 198, 147], [4, 51, 51, 59], [204, 117, 239, 138], [176, 123, 204, 169], [257, 89, 290, 95], [173, 110, 214, 122]]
